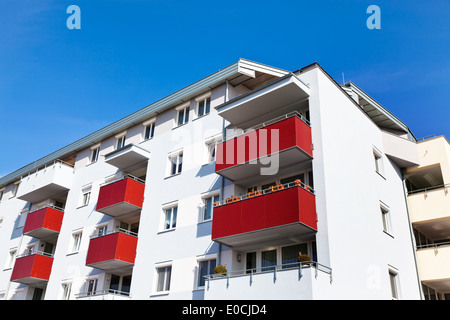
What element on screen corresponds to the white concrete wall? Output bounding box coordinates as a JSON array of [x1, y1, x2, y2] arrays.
[[297, 67, 421, 299]]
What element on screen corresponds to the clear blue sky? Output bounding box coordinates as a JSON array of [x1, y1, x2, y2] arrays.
[[0, 0, 449, 177]]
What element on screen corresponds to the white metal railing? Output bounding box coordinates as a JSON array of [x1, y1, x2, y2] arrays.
[[416, 241, 450, 250], [16, 250, 54, 259], [27, 204, 65, 215], [99, 174, 145, 187], [215, 179, 314, 207], [407, 183, 450, 195], [75, 289, 131, 299], [90, 227, 138, 239], [222, 111, 310, 143], [204, 261, 332, 287]]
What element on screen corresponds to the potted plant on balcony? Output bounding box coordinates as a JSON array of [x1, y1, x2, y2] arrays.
[[213, 264, 227, 277], [297, 253, 311, 267]]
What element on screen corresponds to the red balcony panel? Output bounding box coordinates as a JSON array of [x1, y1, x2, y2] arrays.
[[212, 186, 317, 250], [96, 178, 145, 217], [86, 232, 138, 273], [23, 207, 64, 239], [215, 116, 312, 182], [10, 253, 54, 285]]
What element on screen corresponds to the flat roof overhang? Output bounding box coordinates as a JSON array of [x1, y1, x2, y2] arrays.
[[105, 144, 150, 171], [216, 74, 310, 129]]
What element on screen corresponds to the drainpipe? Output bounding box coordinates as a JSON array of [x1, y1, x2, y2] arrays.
[[217, 80, 230, 266], [401, 168, 424, 300]]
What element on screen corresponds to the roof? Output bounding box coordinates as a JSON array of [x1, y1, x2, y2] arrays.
[[0, 58, 288, 188]]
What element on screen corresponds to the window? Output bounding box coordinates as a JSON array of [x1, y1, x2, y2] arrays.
[[110, 274, 132, 296], [380, 203, 391, 234], [156, 265, 172, 292], [169, 152, 183, 176], [197, 96, 211, 117], [197, 259, 216, 288], [71, 231, 82, 253], [6, 249, 16, 269], [389, 268, 399, 300], [373, 148, 383, 175], [163, 206, 178, 230], [90, 147, 99, 163], [144, 122, 155, 140], [86, 278, 98, 296], [201, 195, 219, 222], [61, 282, 72, 300], [116, 134, 126, 150], [261, 249, 277, 272], [177, 106, 189, 126], [80, 188, 91, 207], [281, 243, 307, 268], [95, 225, 107, 237]]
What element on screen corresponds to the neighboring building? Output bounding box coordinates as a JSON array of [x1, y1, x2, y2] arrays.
[[0, 59, 424, 300], [405, 135, 450, 300]]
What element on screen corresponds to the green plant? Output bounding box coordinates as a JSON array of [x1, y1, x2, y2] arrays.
[[214, 264, 227, 275]]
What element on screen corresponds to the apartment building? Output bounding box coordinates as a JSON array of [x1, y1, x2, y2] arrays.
[[405, 135, 450, 300], [0, 59, 423, 300]]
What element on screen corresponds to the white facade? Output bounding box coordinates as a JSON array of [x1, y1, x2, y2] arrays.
[[0, 59, 423, 300]]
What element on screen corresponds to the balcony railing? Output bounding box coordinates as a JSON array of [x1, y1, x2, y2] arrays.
[[75, 289, 131, 300], [96, 175, 145, 217], [215, 179, 314, 207], [16, 160, 74, 203], [212, 180, 317, 249], [10, 251, 54, 285], [23, 205, 64, 239], [215, 113, 312, 183], [203, 261, 332, 300], [86, 229, 138, 272]]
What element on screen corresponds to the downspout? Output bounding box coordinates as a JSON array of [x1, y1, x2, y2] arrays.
[[401, 168, 424, 300], [217, 80, 230, 266]]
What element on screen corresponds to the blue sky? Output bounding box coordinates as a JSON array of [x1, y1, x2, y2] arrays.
[[0, 0, 449, 177]]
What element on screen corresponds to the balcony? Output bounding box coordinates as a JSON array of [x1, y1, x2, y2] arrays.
[[16, 160, 74, 203], [416, 242, 450, 293], [215, 74, 310, 129], [76, 289, 131, 300], [86, 229, 138, 273], [204, 261, 332, 300], [215, 113, 312, 185], [96, 176, 145, 217], [408, 184, 450, 224], [10, 252, 54, 285], [212, 181, 317, 251], [105, 143, 150, 171], [23, 206, 64, 240]]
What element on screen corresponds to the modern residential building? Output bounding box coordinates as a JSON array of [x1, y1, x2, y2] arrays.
[[405, 135, 450, 300], [0, 59, 425, 300]]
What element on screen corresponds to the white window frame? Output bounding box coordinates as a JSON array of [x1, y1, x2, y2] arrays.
[[380, 201, 392, 235], [79, 185, 92, 207], [5, 248, 17, 269], [61, 281, 72, 300], [115, 132, 126, 150], [154, 263, 172, 294], [373, 147, 384, 176], [196, 258, 217, 289], [90, 144, 100, 164], [85, 276, 99, 296], [195, 93, 211, 118], [175, 103, 190, 127], [162, 204, 178, 231], [70, 230, 83, 254], [142, 118, 156, 141], [200, 192, 219, 222], [168, 150, 183, 177], [388, 266, 399, 300], [204, 134, 222, 164]]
